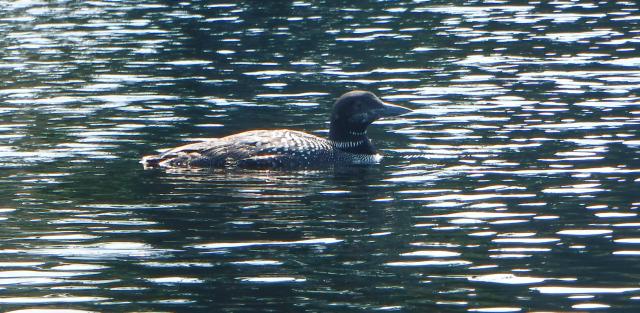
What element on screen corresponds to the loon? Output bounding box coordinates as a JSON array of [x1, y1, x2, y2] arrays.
[[141, 90, 411, 169]]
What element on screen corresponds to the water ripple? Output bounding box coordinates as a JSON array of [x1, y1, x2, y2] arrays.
[[1, 0, 640, 311], [192, 238, 343, 250]]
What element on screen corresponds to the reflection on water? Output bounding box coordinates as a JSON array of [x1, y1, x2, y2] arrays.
[[1, 0, 639, 312]]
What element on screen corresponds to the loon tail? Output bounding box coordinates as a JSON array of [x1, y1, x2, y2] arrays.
[[140, 154, 162, 168]]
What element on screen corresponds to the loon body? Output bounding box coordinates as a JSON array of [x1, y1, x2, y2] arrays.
[[141, 91, 411, 169]]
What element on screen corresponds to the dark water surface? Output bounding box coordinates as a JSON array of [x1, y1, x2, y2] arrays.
[[1, 0, 640, 312]]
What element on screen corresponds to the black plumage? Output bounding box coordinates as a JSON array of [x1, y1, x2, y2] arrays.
[[141, 90, 411, 169]]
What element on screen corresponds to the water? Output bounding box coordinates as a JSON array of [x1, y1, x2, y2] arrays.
[[1, 0, 639, 312]]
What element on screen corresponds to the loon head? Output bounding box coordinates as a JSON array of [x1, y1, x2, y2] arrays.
[[329, 90, 411, 144]]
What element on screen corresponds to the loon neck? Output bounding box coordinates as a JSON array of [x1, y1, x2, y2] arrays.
[[328, 130, 375, 154]]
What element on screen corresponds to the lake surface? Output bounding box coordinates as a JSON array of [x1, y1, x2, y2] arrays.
[[1, 0, 639, 312]]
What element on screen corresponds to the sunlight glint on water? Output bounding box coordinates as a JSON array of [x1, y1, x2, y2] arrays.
[[0, 0, 639, 312]]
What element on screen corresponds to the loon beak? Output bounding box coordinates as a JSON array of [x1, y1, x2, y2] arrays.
[[378, 102, 412, 118]]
